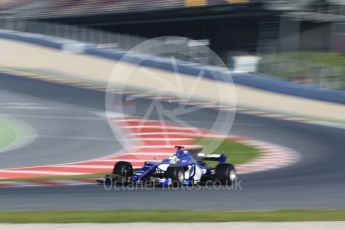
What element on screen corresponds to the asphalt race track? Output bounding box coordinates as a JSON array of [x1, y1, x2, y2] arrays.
[[0, 76, 121, 169], [0, 73, 345, 210]]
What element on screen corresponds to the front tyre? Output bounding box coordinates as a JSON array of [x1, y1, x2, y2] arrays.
[[165, 165, 185, 186], [113, 161, 133, 177], [215, 163, 237, 185]]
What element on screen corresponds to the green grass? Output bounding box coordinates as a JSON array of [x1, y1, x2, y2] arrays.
[[0, 210, 344, 223], [258, 51, 345, 89], [196, 138, 260, 165], [0, 118, 17, 149]]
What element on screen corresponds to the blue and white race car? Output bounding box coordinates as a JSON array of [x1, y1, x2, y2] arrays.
[[103, 146, 237, 187]]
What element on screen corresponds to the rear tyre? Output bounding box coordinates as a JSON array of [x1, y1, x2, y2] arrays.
[[165, 165, 185, 186], [215, 163, 236, 185], [113, 161, 133, 177]]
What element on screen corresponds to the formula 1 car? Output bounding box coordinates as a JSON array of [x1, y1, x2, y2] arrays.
[[103, 146, 237, 187]]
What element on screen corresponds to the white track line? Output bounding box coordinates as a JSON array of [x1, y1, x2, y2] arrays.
[[0, 170, 89, 176], [128, 132, 204, 136], [121, 125, 200, 131], [131, 138, 191, 141], [121, 152, 173, 156], [134, 145, 202, 149], [96, 159, 149, 162], [53, 165, 113, 169]]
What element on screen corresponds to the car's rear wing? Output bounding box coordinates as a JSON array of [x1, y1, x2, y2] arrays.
[[197, 153, 227, 163]]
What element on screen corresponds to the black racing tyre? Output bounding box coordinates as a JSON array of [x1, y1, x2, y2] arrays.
[[215, 163, 236, 185], [104, 175, 113, 185], [113, 161, 133, 177], [165, 165, 185, 185]]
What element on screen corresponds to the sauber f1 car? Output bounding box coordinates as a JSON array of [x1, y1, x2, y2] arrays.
[[103, 146, 237, 187]]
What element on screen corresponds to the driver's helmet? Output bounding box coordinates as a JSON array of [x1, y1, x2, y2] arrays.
[[168, 154, 178, 164], [176, 149, 184, 158]]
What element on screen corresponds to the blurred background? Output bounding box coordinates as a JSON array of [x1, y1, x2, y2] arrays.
[[1, 0, 344, 90], [1, 0, 345, 216]]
